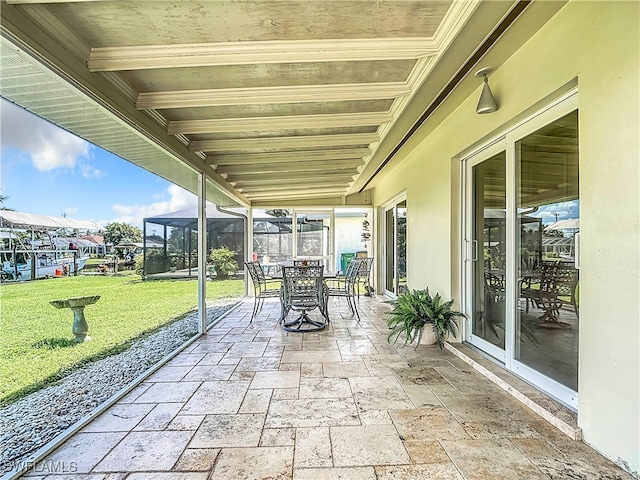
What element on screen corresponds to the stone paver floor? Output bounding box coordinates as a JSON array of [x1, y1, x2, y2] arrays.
[[23, 296, 633, 479]]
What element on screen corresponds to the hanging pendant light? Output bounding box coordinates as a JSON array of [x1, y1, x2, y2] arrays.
[[475, 67, 498, 114]]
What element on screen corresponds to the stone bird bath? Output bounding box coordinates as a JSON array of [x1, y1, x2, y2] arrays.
[[50, 295, 101, 342]]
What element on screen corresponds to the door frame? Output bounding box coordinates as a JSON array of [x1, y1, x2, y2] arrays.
[[462, 137, 510, 364], [461, 90, 579, 409], [382, 192, 406, 298]]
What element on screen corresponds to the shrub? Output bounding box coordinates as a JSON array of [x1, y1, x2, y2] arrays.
[[134, 254, 144, 276], [209, 246, 238, 279]]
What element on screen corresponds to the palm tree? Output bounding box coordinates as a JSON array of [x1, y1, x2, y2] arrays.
[[0, 195, 14, 211]]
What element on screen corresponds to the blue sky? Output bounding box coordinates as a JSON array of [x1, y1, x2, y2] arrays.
[[532, 200, 579, 225], [1, 99, 196, 228]]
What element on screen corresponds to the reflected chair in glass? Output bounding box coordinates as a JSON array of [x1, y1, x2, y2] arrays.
[[325, 258, 361, 322], [483, 272, 506, 340], [519, 272, 538, 314], [280, 265, 327, 331], [245, 261, 282, 321], [485, 271, 539, 345], [525, 263, 579, 328]]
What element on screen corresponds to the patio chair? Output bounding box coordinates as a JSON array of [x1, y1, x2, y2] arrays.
[[245, 261, 282, 321], [280, 265, 327, 331], [355, 257, 374, 297], [325, 258, 361, 322], [293, 259, 322, 266]]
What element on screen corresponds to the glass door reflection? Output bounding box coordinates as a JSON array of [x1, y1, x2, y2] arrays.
[[384, 198, 406, 297], [384, 206, 395, 294], [396, 200, 407, 295], [471, 151, 507, 352], [515, 110, 579, 391]]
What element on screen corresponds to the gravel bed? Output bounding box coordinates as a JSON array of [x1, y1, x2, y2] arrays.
[[0, 301, 239, 474]]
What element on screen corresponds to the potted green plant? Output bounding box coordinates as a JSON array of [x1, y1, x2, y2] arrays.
[[208, 246, 238, 280], [386, 288, 465, 349]]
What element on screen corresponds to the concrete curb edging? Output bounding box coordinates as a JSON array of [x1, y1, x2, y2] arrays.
[[444, 342, 582, 441]]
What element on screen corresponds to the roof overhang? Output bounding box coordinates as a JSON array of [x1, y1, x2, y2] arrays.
[[0, 1, 565, 207]]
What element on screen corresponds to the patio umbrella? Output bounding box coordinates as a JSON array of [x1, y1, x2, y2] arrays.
[[544, 218, 580, 231]]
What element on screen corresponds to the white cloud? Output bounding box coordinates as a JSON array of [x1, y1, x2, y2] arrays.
[[533, 200, 580, 223], [1, 99, 92, 171], [110, 185, 197, 227], [79, 163, 106, 179]]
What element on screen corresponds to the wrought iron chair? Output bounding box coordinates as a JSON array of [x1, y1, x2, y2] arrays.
[[325, 258, 361, 322], [245, 261, 281, 321], [280, 265, 327, 331], [355, 256, 374, 297], [293, 259, 322, 266]]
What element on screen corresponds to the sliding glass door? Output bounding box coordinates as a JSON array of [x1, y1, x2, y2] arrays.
[[467, 144, 508, 361], [513, 109, 580, 395], [383, 197, 406, 297], [464, 93, 579, 408], [293, 210, 333, 270]]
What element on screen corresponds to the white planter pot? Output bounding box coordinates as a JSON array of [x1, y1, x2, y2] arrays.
[[419, 324, 438, 345]]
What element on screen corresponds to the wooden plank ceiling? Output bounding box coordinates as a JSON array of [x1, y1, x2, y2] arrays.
[[1, 1, 514, 205]]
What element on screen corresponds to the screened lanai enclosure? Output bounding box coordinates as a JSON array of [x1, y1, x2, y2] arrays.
[[143, 206, 370, 278], [252, 208, 371, 275], [143, 206, 307, 277], [143, 205, 247, 277]]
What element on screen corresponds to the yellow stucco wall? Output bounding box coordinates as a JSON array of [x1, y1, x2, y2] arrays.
[[371, 1, 639, 474]]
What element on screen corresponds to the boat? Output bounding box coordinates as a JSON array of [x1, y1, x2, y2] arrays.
[[2, 254, 88, 281], [0, 210, 102, 282]]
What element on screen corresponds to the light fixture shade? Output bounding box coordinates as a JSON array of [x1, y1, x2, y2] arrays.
[[476, 78, 498, 114]]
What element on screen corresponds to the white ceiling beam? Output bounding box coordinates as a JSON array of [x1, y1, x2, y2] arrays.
[[191, 133, 379, 153], [235, 177, 353, 192], [217, 162, 361, 176], [229, 172, 356, 184], [239, 181, 350, 193], [168, 112, 391, 135], [7, 0, 107, 3], [88, 38, 437, 72], [210, 149, 369, 166], [137, 83, 409, 110], [219, 166, 360, 177], [250, 194, 346, 203], [246, 187, 348, 199]]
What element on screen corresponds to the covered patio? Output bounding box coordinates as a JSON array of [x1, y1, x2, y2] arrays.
[[1, 0, 638, 476], [25, 296, 631, 479]]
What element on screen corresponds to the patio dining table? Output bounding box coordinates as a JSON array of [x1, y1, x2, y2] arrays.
[[260, 263, 283, 277], [276, 267, 336, 332]]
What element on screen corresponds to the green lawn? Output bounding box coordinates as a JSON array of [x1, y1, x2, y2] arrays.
[[0, 273, 244, 405]]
